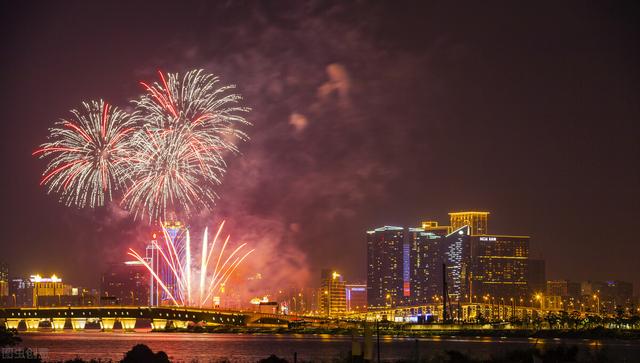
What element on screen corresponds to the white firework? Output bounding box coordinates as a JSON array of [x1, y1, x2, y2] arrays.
[[33, 100, 136, 208], [122, 70, 250, 221]]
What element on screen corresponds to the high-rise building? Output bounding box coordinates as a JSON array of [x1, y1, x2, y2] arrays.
[[346, 283, 367, 312], [101, 261, 150, 306], [0, 262, 8, 299], [527, 259, 546, 295], [409, 226, 471, 304], [145, 221, 188, 306], [470, 234, 529, 299], [146, 233, 161, 306], [367, 226, 404, 307], [319, 269, 346, 316], [409, 228, 443, 303], [449, 211, 489, 235], [445, 226, 471, 301], [161, 221, 187, 305]]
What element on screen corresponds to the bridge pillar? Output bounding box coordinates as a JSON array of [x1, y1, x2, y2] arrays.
[[120, 318, 137, 331], [24, 319, 41, 331], [151, 319, 167, 330], [171, 320, 188, 329], [71, 318, 87, 331], [100, 318, 116, 331], [51, 318, 67, 331], [4, 319, 20, 330]]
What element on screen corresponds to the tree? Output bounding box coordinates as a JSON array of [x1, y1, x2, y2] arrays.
[[569, 311, 583, 329], [544, 312, 559, 329], [121, 344, 170, 363]]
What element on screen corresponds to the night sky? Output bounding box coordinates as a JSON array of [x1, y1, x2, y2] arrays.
[[1, 1, 638, 294]]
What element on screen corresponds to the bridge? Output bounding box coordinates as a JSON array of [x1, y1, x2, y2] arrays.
[[0, 306, 324, 331], [1, 303, 569, 332], [345, 302, 557, 322]]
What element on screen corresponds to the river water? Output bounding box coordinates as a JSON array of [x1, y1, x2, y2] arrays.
[[16, 331, 640, 362]]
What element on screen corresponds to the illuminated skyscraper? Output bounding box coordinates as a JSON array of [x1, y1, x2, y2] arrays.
[[146, 221, 188, 306], [444, 226, 471, 300], [367, 226, 405, 307], [409, 226, 470, 304], [409, 228, 443, 303], [320, 269, 346, 316], [469, 234, 529, 299], [162, 221, 188, 304], [449, 211, 489, 235], [146, 234, 161, 306]]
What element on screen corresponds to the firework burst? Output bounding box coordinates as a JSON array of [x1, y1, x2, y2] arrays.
[[122, 70, 250, 221], [127, 221, 254, 307], [33, 100, 136, 208]]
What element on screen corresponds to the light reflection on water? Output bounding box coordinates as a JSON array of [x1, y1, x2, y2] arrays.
[[17, 331, 640, 363]]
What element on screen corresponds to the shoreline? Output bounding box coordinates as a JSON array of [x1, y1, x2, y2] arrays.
[[148, 326, 640, 340]]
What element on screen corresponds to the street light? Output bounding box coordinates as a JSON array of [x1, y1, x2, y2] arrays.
[[534, 293, 544, 310], [510, 297, 515, 319], [593, 294, 600, 315]]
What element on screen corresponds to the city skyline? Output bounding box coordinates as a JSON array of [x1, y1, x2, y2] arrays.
[[0, 1, 639, 295], [0, 208, 637, 296]]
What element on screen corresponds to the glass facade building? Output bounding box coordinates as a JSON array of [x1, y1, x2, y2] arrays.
[[408, 225, 470, 304], [366, 226, 404, 307]]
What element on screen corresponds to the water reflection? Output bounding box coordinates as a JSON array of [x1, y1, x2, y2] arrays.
[[17, 332, 640, 362]]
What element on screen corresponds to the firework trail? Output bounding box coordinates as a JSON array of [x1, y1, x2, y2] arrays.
[[122, 70, 250, 221], [33, 100, 136, 208], [127, 221, 254, 307]]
